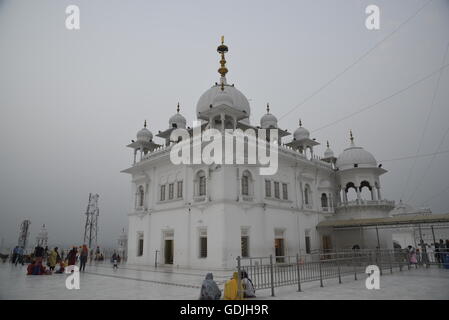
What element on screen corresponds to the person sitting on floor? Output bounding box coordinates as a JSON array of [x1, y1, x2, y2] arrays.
[[240, 270, 256, 298], [199, 273, 221, 300]]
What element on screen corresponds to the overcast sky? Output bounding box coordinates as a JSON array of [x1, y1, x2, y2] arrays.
[[0, 0, 448, 249]]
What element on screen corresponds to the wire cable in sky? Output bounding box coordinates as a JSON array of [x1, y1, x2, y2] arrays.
[[379, 149, 449, 163], [406, 118, 449, 204], [310, 62, 449, 133], [401, 40, 449, 201], [278, 0, 435, 122], [421, 184, 449, 206]]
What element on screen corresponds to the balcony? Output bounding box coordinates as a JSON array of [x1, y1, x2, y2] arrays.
[[336, 199, 395, 211], [241, 195, 254, 202], [193, 195, 207, 203]]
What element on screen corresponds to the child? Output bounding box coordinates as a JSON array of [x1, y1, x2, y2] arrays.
[[111, 252, 118, 269]]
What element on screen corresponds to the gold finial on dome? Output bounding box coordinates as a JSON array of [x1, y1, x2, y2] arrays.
[[217, 36, 229, 79], [350, 130, 354, 143], [327, 140, 330, 148], [267, 103, 270, 114], [144, 120, 147, 128], [177, 102, 180, 113], [299, 119, 302, 127]]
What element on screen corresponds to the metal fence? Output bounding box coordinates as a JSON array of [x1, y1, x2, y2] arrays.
[[236, 248, 449, 296]]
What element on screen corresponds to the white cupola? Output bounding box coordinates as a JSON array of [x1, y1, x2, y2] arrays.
[[136, 120, 153, 142], [169, 103, 187, 129], [260, 103, 278, 129]]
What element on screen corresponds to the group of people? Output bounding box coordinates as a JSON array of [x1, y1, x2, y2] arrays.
[[199, 271, 256, 300], [22, 244, 112, 275], [26, 245, 65, 275], [407, 239, 449, 267]]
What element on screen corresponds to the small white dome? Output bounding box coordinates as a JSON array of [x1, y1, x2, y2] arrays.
[[136, 124, 153, 142], [260, 104, 278, 128], [196, 84, 250, 119], [336, 144, 377, 170], [261, 113, 278, 128], [169, 105, 187, 129], [293, 126, 310, 141], [324, 147, 334, 158], [323, 141, 334, 158]]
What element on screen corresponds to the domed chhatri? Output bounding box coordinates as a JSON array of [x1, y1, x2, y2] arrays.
[[136, 120, 153, 142], [260, 103, 278, 129], [169, 103, 187, 129], [196, 36, 251, 121], [336, 130, 377, 170], [324, 141, 334, 159], [293, 119, 310, 141]]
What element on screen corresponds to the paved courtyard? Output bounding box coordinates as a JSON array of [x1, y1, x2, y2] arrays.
[[0, 262, 448, 299]]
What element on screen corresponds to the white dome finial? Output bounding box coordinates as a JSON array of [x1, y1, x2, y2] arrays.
[[137, 121, 153, 142], [169, 103, 186, 129], [260, 103, 278, 128]]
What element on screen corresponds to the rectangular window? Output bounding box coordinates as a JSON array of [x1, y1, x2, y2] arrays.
[[282, 183, 288, 200], [274, 182, 280, 199], [275, 229, 285, 263], [137, 233, 144, 257], [305, 230, 311, 254], [199, 229, 207, 258], [160, 185, 166, 201], [265, 180, 271, 197], [241, 228, 250, 258], [168, 183, 174, 200], [199, 176, 206, 196], [177, 181, 183, 198]]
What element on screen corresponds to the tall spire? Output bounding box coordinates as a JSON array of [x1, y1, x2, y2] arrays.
[[217, 36, 229, 89]]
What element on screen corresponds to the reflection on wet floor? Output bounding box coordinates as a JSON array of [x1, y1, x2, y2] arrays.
[[0, 261, 233, 300], [2, 262, 447, 300]]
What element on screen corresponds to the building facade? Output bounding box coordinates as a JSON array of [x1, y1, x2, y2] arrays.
[[122, 39, 396, 269]]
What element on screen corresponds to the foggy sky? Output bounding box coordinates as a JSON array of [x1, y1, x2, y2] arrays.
[[0, 0, 448, 249]]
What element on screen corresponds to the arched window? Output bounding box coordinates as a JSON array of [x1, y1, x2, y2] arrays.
[[360, 180, 372, 200], [138, 185, 144, 207], [197, 170, 206, 196], [241, 172, 249, 196], [321, 193, 328, 208], [345, 182, 357, 201]]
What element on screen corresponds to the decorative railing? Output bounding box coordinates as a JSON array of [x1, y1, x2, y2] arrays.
[[337, 199, 395, 208], [235, 248, 439, 297]]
